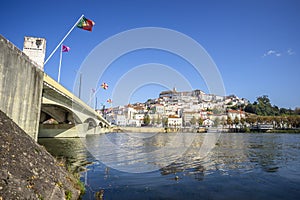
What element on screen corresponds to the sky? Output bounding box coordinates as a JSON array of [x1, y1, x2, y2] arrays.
[[1, 0, 300, 109]]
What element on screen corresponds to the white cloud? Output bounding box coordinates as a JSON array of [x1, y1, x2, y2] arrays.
[[267, 50, 276, 55], [287, 48, 295, 55], [262, 49, 281, 57], [263, 48, 295, 58]]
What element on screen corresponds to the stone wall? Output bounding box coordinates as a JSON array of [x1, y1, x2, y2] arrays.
[[0, 34, 44, 141]]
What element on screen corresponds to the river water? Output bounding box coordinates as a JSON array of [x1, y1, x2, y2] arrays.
[[38, 133, 300, 200]]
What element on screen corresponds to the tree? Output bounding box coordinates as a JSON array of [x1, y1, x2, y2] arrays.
[[295, 107, 300, 115], [162, 117, 168, 127], [151, 116, 157, 125], [234, 116, 240, 125], [156, 116, 162, 125], [245, 104, 256, 114], [221, 117, 226, 126], [279, 108, 288, 115], [190, 116, 197, 126], [256, 95, 274, 116], [245, 95, 296, 117], [246, 116, 256, 125], [230, 105, 239, 110], [227, 117, 233, 127], [274, 116, 281, 128], [143, 114, 150, 125], [287, 116, 299, 128], [214, 117, 220, 127], [212, 108, 222, 114], [198, 118, 204, 126], [240, 118, 246, 126], [245, 95, 286, 116]]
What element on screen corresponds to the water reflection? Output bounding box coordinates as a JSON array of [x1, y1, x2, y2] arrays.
[[83, 133, 198, 173], [38, 133, 297, 178], [38, 138, 92, 172], [159, 133, 300, 180], [247, 134, 282, 173], [39, 133, 300, 200]]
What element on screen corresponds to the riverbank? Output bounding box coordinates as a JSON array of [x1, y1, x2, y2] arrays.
[[113, 126, 300, 134], [266, 129, 300, 133], [115, 126, 165, 133], [0, 110, 81, 200], [113, 126, 206, 133]]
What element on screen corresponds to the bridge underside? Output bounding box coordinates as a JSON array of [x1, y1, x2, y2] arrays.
[[39, 104, 109, 137], [39, 81, 110, 138]]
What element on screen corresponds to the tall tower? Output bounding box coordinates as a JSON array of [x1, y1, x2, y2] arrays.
[[23, 36, 46, 70]]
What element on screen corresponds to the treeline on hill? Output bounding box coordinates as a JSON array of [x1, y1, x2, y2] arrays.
[[236, 95, 300, 129], [243, 95, 300, 116]]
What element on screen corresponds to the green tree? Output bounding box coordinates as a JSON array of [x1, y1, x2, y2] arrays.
[[240, 118, 246, 127], [274, 116, 281, 128], [244, 95, 296, 117], [156, 116, 162, 125], [151, 116, 157, 125], [221, 117, 226, 126], [234, 116, 240, 125], [295, 107, 300, 115], [212, 108, 222, 114], [190, 116, 197, 126], [198, 118, 204, 126], [214, 117, 220, 127], [143, 114, 150, 125], [227, 117, 233, 127], [162, 117, 168, 127]]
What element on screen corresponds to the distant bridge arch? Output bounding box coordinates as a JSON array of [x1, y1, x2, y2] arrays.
[[84, 118, 98, 130]]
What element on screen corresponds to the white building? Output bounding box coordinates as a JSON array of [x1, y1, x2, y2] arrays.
[[154, 104, 165, 114], [167, 116, 182, 128], [115, 115, 127, 126], [124, 105, 136, 120], [182, 111, 201, 126], [134, 113, 144, 120], [227, 109, 245, 120], [128, 119, 141, 127]]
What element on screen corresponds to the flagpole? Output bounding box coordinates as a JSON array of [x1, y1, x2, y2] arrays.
[[58, 45, 63, 83], [44, 14, 84, 65], [95, 97, 98, 110], [79, 72, 82, 99]]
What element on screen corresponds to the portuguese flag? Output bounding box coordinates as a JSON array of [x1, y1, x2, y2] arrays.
[[77, 17, 95, 31]]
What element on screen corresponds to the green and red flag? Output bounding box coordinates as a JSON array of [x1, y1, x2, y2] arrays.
[[77, 17, 95, 31]]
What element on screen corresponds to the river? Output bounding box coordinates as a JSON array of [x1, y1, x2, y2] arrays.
[[38, 132, 300, 200]]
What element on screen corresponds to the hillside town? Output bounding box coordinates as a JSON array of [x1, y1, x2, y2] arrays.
[[98, 88, 249, 129]]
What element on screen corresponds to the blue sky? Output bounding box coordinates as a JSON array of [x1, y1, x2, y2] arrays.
[[1, 0, 300, 109]]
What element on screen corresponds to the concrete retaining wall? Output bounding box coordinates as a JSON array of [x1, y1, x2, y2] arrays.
[[119, 127, 165, 133], [0, 35, 44, 141]]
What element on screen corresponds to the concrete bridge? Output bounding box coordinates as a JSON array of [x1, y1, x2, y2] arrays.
[[39, 74, 110, 138], [0, 34, 110, 141]]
